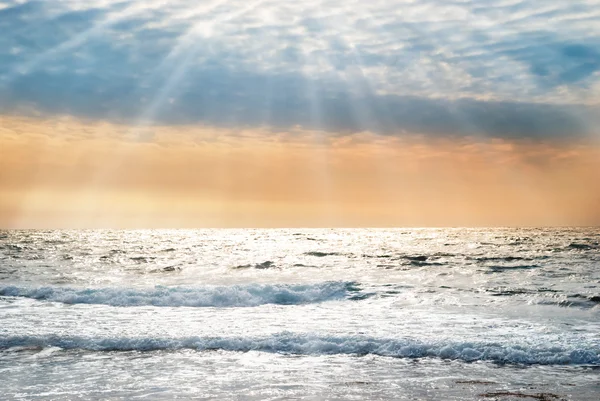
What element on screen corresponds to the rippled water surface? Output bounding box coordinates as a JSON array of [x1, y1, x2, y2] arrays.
[[1, 228, 599, 400]]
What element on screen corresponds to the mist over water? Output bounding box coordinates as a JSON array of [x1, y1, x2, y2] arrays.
[[1, 228, 599, 400]]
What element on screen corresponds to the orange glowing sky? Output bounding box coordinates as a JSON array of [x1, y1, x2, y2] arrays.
[[1, 115, 599, 228]]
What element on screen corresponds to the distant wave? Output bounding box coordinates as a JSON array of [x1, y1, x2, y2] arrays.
[[304, 251, 344, 257], [0, 282, 364, 307], [486, 265, 539, 273], [567, 242, 599, 251], [1, 333, 598, 365]]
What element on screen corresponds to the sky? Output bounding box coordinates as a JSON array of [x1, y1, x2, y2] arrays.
[[0, 0, 599, 228]]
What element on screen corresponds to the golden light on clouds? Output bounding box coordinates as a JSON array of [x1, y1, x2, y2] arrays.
[[1, 115, 599, 228]]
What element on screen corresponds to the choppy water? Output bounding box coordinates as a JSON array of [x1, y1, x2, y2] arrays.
[[1, 228, 599, 400]]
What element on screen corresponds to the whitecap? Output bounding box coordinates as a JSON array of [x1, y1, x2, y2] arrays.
[[0, 333, 597, 365], [0, 282, 364, 308]]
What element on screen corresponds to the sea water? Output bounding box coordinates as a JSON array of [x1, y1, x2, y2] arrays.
[[0, 228, 599, 400]]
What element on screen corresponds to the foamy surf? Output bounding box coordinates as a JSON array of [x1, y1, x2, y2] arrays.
[[2, 228, 600, 399], [0, 282, 365, 307], [1, 333, 598, 365]]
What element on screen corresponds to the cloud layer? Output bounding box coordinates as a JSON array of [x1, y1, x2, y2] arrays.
[[0, 0, 599, 138]]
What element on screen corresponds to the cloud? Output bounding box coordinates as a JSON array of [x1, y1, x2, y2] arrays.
[[0, 0, 599, 138]]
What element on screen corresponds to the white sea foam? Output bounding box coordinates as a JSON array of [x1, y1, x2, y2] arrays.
[[1, 333, 598, 365], [0, 282, 361, 307]]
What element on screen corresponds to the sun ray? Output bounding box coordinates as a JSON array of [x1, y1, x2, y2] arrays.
[[0, 0, 169, 82], [135, 0, 268, 129], [67, 0, 272, 225]]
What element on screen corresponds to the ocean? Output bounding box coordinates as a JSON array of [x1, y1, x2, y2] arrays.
[[0, 228, 598, 400]]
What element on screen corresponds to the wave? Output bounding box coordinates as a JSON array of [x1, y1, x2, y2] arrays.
[[567, 242, 598, 251], [530, 294, 600, 309], [0, 282, 364, 307], [231, 261, 277, 269], [305, 251, 343, 257], [1, 333, 598, 365], [474, 256, 534, 262], [486, 265, 539, 273]]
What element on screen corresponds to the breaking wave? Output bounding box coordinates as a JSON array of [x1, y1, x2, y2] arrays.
[[1, 333, 598, 365], [0, 282, 364, 307]]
